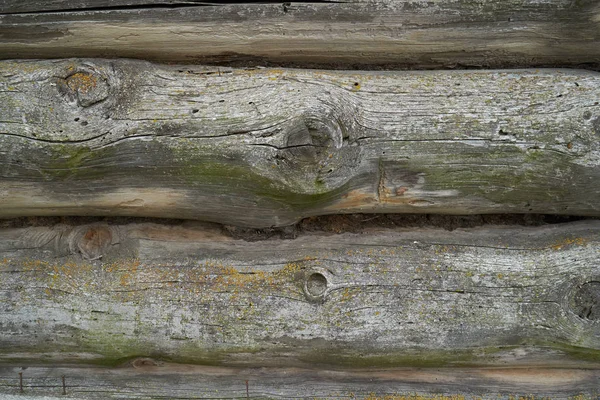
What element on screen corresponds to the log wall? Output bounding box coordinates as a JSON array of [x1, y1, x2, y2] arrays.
[[2, 1, 600, 398]]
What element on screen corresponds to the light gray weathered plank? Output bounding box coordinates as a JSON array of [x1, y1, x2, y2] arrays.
[[1, 60, 600, 226], [0, 220, 598, 367]]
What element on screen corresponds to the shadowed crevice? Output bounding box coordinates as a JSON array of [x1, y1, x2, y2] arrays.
[[0, 213, 595, 241]]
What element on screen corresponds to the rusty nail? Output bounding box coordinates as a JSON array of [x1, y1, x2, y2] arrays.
[[62, 375, 66, 395], [19, 372, 23, 393]]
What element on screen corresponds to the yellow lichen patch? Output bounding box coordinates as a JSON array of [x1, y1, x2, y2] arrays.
[[278, 262, 303, 276], [341, 287, 353, 301], [353, 395, 475, 400], [569, 395, 596, 400], [20, 258, 50, 271], [265, 69, 285, 76], [210, 261, 303, 297], [108, 259, 304, 302], [4, 256, 306, 306], [339, 287, 362, 302], [66, 72, 98, 94], [551, 237, 588, 251]]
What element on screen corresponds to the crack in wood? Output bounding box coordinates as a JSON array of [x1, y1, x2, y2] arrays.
[[0, 0, 346, 16]]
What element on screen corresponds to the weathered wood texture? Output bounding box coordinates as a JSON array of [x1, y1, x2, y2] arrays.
[[1, 60, 600, 227], [0, 1, 599, 68], [0, 365, 599, 399], [0, 219, 599, 368]]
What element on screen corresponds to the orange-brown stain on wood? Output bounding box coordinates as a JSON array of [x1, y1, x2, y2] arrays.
[[78, 226, 112, 260], [551, 237, 588, 251], [395, 187, 409, 196], [325, 190, 377, 211], [326, 187, 432, 212], [66, 72, 98, 94]]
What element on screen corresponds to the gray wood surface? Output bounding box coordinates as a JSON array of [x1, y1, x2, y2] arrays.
[[1, 60, 600, 227], [0, 0, 209, 13], [0, 1, 599, 67], [0, 364, 598, 399], [0, 219, 599, 368]]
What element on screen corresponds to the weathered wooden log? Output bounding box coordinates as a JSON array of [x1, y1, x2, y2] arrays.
[[0, 364, 598, 399], [0, 1, 599, 68], [1, 59, 600, 227], [0, 219, 599, 367]]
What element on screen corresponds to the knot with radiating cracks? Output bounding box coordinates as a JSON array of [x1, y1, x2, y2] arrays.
[[571, 281, 600, 321], [280, 112, 360, 191]]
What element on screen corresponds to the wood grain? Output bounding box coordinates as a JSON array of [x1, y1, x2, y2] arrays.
[[0, 1, 599, 68], [0, 219, 598, 367], [0, 364, 598, 399], [1, 60, 600, 227]]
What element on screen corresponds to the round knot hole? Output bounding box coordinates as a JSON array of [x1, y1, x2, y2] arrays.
[[571, 281, 600, 321], [304, 272, 328, 302]]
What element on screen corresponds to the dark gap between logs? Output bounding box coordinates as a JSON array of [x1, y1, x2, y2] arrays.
[[0, 214, 594, 242]]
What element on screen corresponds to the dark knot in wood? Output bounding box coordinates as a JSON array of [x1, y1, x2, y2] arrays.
[[571, 281, 600, 321], [282, 112, 360, 190], [284, 116, 344, 161]]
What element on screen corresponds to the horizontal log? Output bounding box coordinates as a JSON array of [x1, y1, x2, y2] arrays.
[[0, 219, 599, 367], [0, 1, 599, 68], [0, 364, 598, 399], [1, 60, 600, 227]]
